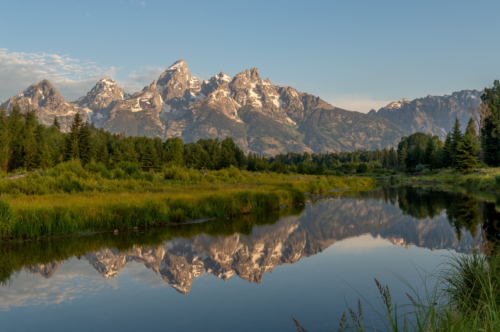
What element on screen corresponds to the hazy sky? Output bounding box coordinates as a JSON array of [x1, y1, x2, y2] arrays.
[[1, 0, 499, 112]]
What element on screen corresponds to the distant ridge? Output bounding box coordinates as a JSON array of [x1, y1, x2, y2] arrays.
[[368, 90, 482, 139], [3, 59, 408, 155]]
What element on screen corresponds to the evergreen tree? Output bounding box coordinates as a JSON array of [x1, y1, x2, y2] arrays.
[[456, 118, 480, 171], [442, 132, 453, 168], [397, 141, 408, 169], [481, 116, 500, 166], [141, 140, 160, 171], [21, 110, 38, 170], [424, 137, 435, 165], [7, 105, 25, 171], [450, 117, 463, 167], [53, 116, 60, 130], [481, 80, 500, 137], [388, 148, 398, 169], [37, 142, 53, 169], [78, 123, 94, 166], [65, 113, 83, 161], [164, 137, 184, 166]]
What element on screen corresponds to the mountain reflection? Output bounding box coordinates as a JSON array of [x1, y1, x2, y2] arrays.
[[6, 186, 495, 295]]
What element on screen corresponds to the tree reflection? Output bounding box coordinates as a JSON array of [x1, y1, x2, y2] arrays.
[[361, 185, 500, 251]]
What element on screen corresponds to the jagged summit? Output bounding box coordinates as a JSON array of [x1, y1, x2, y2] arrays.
[[2, 79, 90, 132], [4, 59, 407, 155]]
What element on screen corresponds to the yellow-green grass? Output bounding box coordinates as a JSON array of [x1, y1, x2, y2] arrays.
[[0, 169, 375, 240], [0, 207, 303, 284], [392, 168, 500, 193]]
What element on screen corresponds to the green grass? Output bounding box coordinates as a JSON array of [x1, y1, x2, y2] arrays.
[[293, 252, 500, 332], [391, 167, 500, 193], [0, 206, 303, 284], [0, 160, 375, 240]]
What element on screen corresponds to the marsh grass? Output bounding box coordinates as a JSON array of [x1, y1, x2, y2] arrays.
[[0, 161, 374, 240], [293, 252, 500, 331], [0, 207, 303, 284]]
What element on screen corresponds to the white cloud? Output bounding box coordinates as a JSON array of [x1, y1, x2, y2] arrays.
[[0, 49, 171, 103], [325, 94, 392, 113], [0, 49, 116, 103]]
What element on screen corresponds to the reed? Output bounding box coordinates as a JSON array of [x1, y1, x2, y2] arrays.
[[292, 252, 500, 331], [0, 207, 303, 284], [0, 161, 374, 240]]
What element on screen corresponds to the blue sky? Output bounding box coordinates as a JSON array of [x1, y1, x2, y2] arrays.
[[1, 0, 499, 112]]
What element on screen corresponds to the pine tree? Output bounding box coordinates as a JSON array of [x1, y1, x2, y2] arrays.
[[481, 116, 500, 166], [424, 138, 435, 166], [53, 116, 60, 130], [442, 132, 453, 168], [65, 113, 83, 161], [141, 140, 160, 171], [21, 110, 38, 170], [7, 105, 25, 171], [456, 118, 480, 171], [78, 123, 94, 166], [481, 80, 500, 137], [450, 118, 463, 167]]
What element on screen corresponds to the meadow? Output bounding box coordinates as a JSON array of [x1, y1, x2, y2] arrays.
[[0, 160, 374, 241]]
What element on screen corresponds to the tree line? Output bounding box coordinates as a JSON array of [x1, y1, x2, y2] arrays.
[[0, 105, 253, 173], [2, 79, 500, 175], [274, 80, 500, 173]]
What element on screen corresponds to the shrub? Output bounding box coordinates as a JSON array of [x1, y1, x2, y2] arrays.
[[85, 161, 112, 179], [123, 163, 140, 176], [356, 163, 368, 173], [112, 168, 125, 180]]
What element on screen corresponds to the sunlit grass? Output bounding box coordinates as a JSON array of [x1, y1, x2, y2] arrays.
[[0, 161, 375, 240]]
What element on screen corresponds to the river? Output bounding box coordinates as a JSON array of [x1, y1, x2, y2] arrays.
[[0, 185, 497, 331]]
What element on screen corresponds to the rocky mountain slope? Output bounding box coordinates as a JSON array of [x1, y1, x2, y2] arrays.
[[368, 90, 482, 139], [2, 60, 406, 155], [3, 80, 91, 132]]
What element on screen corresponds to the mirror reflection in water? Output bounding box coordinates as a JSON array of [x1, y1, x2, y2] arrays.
[[0, 186, 498, 331]]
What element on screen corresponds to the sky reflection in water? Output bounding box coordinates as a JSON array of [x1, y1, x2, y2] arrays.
[[0, 186, 494, 332]]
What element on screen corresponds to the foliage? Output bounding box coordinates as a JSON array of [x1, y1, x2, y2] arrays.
[[456, 118, 480, 171]]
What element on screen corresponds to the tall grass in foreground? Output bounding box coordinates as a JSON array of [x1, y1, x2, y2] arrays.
[[0, 161, 374, 240], [293, 253, 500, 332], [0, 185, 305, 240]]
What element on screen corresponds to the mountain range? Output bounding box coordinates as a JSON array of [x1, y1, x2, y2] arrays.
[[368, 90, 482, 140], [2, 59, 482, 155]]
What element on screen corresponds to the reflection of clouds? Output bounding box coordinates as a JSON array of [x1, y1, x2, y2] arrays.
[[0, 260, 114, 311]]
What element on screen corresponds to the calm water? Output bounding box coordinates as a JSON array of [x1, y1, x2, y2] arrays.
[[1, 186, 498, 331]]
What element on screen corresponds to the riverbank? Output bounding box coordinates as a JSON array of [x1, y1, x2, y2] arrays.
[[0, 161, 375, 241], [378, 168, 500, 194]]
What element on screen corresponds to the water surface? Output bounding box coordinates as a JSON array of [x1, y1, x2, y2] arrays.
[[0, 186, 498, 331]]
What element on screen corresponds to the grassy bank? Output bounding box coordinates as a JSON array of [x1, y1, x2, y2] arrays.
[[390, 167, 500, 193], [0, 207, 303, 284], [0, 161, 375, 240]]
